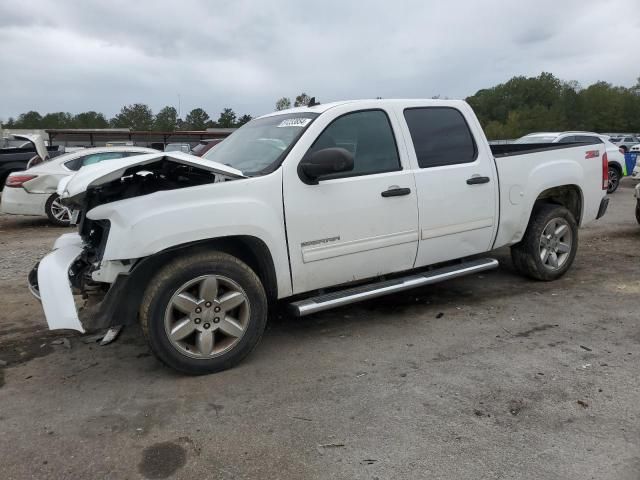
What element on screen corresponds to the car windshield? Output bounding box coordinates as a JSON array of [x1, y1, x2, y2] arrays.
[[202, 112, 319, 175], [514, 135, 558, 144], [165, 144, 190, 153]]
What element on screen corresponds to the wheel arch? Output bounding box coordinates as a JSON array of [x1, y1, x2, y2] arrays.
[[100, 235, 278, 326], [531, 184, 583, 225], [134, 235, 278, 300], [608, 161, 622, 175]]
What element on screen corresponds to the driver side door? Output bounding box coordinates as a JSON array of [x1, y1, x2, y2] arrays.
[[283, 107, 419, 294]]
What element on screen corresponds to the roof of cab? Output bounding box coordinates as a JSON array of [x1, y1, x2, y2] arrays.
[[258, 99, 470, 119]]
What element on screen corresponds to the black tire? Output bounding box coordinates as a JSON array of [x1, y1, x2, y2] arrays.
[[635, 201, 640, 225], [607, 166, 621, 194], [511, 203, 578, 281], [140, 251, 268, 375], [45, 194, 71, 226]]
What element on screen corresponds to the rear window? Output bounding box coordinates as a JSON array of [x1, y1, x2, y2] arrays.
[[403, 107, 477, 168], [573, 135, 603, 143]]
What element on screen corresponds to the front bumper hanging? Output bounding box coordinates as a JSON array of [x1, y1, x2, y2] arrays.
[[33, 242, 86, 332]]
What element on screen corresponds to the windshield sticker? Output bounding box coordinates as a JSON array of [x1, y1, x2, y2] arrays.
[[277, 118, 312, 128]]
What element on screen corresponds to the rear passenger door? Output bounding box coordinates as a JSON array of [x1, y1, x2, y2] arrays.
[[398, 105, 498, 267]]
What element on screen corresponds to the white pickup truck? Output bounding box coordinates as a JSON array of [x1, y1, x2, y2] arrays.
[[30, 99, 609, 374]]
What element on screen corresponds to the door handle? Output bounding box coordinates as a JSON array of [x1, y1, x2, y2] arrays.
[[466, 176, 490, 185], [381, 187, 411, 197]]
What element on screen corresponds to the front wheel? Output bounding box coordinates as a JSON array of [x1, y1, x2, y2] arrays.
[[511, 204, 578, 281], [140, 251, 268, 375], [45, 194, 71, 226]]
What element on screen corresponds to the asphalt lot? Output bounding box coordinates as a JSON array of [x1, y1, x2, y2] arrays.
[[0, 180, 639, 480]]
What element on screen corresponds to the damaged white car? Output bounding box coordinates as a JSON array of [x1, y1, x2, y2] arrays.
[[30, 99, 608, 374]]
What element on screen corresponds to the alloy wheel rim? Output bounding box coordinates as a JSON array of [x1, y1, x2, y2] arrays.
[[539, 218, 572, 271], [50, 198, 71, 222], [164, 275, 250, 359], [608, 169, 618, 192]]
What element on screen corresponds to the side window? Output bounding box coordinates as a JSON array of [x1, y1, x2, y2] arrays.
[[307, 110, 400, 178], [574, 135, 601, 143], [80, 152, 126, 167], [403, 107, 477, 168], [558, 136, 576, 143], [64, 158, 81, 171]]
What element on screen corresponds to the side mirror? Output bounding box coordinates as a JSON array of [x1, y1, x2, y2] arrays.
[[298, 147, 354, 185]]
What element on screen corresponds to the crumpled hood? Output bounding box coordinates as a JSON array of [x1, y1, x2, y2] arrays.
[[58, 151, 245, 200]]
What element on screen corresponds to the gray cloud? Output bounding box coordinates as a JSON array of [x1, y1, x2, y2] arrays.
[[0, 0, 638, 120]]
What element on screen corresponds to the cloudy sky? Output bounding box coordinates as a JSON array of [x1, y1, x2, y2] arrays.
[[1, 0, 639, 121]]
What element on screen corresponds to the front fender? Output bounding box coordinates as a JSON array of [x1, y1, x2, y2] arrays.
[[87, 172, 292, 297]]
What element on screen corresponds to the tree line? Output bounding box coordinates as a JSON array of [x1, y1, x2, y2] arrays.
[[1, 92, 318, 131], [5, 75, 639, 138], [466, 72, 640, 139], [1, 105, 253, 131]]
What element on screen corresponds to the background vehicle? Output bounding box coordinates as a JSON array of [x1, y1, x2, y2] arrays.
[[609, 135, 640, 153], [31, 99, 608, 374], [1, 146, 156, 225], [164, 143, 191, 153], [191, 138, 224, 157], [635, 184, 640, 224], [0, 134, 65, 190], [515, 131, 626, 192]]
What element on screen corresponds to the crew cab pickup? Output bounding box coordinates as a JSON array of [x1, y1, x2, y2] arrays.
[[30, 99, 609, 374]]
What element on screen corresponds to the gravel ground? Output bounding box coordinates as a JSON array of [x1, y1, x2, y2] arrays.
[[0, 180, 639, 480]]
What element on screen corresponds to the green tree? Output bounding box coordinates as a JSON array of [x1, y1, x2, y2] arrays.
[[154, 106, 179, 131], [217, 108, 237, 128], [1, 117, 16, 128], [73, 111, 109, 128], [275, 97, 291, 111], [13, 111, 43, 128], [236, 114, 253, 126], [184, 108, 210, 130], [110, 104, 154, 130], [41, 112, 74, 128], [294, 93, 311, 107]]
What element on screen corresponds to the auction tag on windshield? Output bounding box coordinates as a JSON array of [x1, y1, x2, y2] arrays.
[[277, 118, 312, 128]]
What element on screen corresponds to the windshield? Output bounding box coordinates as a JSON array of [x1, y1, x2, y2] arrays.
[[165, 144, 190, 153], [514, 135, 558, 144], [203, 112, 319, 175]]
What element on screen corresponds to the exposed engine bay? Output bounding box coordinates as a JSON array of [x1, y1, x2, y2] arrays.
[[62, 158, 227, 210], [58, 157, 243, 319]]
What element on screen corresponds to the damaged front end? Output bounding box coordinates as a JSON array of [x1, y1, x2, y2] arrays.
[[30, 152, 245, 333]]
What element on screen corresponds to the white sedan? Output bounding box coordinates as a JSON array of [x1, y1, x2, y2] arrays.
[[515, 131, 627, 193], [1, 146, 156, 226]]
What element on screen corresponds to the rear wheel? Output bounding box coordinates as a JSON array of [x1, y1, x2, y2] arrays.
[[511, 204, 578, 281], [607, 166, 620, 193], [45, 194, 71, 226], [636, 200, 640, 225], [140, 251, 268, 375]]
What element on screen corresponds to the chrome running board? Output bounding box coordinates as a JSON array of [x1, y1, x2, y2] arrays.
[[289, 258, 499, 317]]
